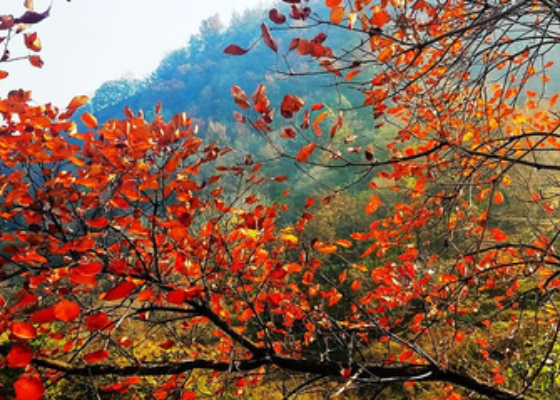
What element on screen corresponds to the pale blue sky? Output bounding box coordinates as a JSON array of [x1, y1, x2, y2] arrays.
[[1, 0, 272, 106]]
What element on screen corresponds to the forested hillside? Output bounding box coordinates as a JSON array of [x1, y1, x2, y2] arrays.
[[87, 5, 388, 226]]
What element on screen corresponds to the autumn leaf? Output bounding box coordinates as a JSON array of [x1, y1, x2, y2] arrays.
[[54, 299, 80, 322], [29, 307, 56, 323], [11, 322, 37, 339], [86, 216, 109, 229], [8, 343, 33, 368], [330, 6, 345, 24], [370, 5, 391, 27], [295, 143, 317, 162], [261, 23, 278, 53], [86, 312, 111, 331], [28, 55, 43, 68], [81, 112, 98, 129], [102, 281, 136, 301], [550, 93, 559, 107], [365, 195, 382, 215], [67, 95, 89, 109], [14, 375, 44, 400], [224, 44, 249, 56], [231, 85, 250, 109], [83, 349, 109, 363], [180, 390, 197, 400], [269, 8, 286, 24], [494, 192, 504, 205], [15, 6, 50, 24]]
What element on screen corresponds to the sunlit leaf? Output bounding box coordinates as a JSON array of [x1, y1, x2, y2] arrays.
[[54, 299, 80, 322], [14, 375, 44, 400]]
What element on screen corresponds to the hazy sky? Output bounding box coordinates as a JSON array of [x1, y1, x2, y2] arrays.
[[1, 0, 272, 106]]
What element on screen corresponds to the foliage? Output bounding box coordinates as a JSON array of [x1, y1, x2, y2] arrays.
[[1, 1, 560, 400]]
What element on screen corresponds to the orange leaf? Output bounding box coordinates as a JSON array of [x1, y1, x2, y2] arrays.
[[365, 195, 382, 215], [11, 322, 37, 339], [67, 95, 89, 110], [377, 46, 394, 62], [102, 281, 136, 301], [345, 69, 362, 81], [83, 349, 109, 363], [28, 55, 44, 68], [0, 70, 9, 79], [295, 143, 317, 162], [54, 299, 80, 322], [550, 93, 559, 107], [81, 112, 98, 129], [490, 228, 507, 241], [14, 375, 44, 400], [370, 6, 391, 27], [493, 192, 504, 205], [330, 7, 345, 24], [399, 349, 414, 362]]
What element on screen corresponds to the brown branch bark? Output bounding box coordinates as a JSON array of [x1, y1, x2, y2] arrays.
[[20, 351, 532, 400]]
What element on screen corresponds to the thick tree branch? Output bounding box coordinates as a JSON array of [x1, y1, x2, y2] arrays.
[[22, 351, 532, 400]]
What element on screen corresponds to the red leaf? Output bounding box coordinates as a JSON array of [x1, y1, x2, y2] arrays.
[[180, 391, 197, 400], [28, 55, 44, 68], [86, 217, 109, 229], [231, 86, 250, 109], [490, 228, 507, 241], [54, 299, 80, 322], [102, 281, 136, 301], [29, 307, 56, 324], [261, 23, 278, 52], [269, 8, 286, 24], [224, 44, 249, 55], [295, 143, 317, 162], [14, 375, 44, 400], [86, 312, 111, 331], [11, 322, 37, 340], [24, 32, 41, 52], [399, 349, 414, 362], [281, 127, 296, 139], [8, 343, 33, 367], [159, 339, 175, 350], [280, 94, 305, 118], [167, 290, 186, 305], [83, 349, 109, 363]]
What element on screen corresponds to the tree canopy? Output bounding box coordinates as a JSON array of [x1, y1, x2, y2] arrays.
[[0, 1, 560, 399]]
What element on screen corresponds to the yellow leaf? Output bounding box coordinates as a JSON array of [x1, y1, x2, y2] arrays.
[[348, 11, 357, 30]]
